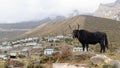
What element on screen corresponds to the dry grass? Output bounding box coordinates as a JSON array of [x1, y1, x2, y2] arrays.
[[19, 15, 120, 53], [14, 15, 120, 67], [84, 15, 120, 45], [19, 15, 120, 45], [18, 15, 86, 38], [0, 60, 5, 68]]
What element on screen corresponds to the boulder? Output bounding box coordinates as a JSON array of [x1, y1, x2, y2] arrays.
[[90, 54, 111, 65], [110, 60, 120, 68], [53, 63, 88, 68]]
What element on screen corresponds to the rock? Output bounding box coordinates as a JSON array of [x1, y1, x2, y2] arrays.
[[53, 63, 88, 68], [90, 54, 111, 65], [110, 60, 120, 68], [94, 0, 120, 21], [90, 54, 120, 68], [8, 65, 14, 68]]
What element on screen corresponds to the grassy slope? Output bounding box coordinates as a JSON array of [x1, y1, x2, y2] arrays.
[[18, 16, 86, 38], [13, 15, 120, 68], [19, 15, 120, 45], [84, 15, 120, 45], [0, 31, 26, 42]]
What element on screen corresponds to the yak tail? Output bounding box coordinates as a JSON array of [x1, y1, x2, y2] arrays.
[[104, 34, 108, 49]]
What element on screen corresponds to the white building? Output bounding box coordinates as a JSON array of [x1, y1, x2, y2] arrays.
[[0, 54, 7, 60], [13, 44, 22, 47], [33, 45, 43, 49], [21, 47, 30, 55], [73, 47, 86, 52], [0, 46, 12, 50], [2, 41, 8, 45], [25, 42, 37, 46], [56, 35, 64, 39], [44, 49, 54, 55], [9, 50, 21, 59], [22, 47, 30, 52], [10, 52, 17, 57], [47, 37, 59, 42], [0, 46, 3, 49]]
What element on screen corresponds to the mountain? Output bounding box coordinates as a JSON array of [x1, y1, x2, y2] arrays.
[[0, 18, 50, 29], [0, 15, 65, 41], [0, 16, 65, 29], [19, 15, 120, 45], [94, 0, 120, 21], [115, 0, 120, 3]]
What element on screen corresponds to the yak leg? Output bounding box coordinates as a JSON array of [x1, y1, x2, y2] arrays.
[[100, 41, 105, 53], [82, 43, 85, 51], [86, 44, 89, 51], [103, 44, 105, 53]]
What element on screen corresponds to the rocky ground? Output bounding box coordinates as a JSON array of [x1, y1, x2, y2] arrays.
[[52, 52, 120, 68]]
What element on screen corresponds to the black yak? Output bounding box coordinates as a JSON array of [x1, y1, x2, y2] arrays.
[[72, 29, 108, 53]]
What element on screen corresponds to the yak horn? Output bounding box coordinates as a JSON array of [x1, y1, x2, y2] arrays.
[[69, 25, 72, 30], [77, 24, 80, 30]]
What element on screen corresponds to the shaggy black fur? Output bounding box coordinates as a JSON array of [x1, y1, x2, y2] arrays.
[[72, 29, 108, 53]]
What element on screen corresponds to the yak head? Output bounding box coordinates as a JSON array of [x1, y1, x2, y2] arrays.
[[72, 30, 79, 38], [69, 24, 80, 38]]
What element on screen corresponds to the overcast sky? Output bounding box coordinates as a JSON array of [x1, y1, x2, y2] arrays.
[[0, 0, 116, 23]]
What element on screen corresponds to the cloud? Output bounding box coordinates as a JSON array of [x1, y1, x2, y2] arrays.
[[0, 0, 116, 23]]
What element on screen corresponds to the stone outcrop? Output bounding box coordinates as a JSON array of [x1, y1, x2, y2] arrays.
[[90, 54, 120, 68], [94, 0, 120, 21], [110, 60, 120, 68], [53, 63, 88, 68], [90, 54, 111, 65]]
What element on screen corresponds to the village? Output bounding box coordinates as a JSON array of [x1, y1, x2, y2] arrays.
[[0, 34, 87, 68]]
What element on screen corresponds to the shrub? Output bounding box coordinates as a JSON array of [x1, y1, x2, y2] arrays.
[[65, 38, 73, 45], [27, 60, 44, 68], [102, 64, 112, 68], [39, 55, 57, 64], [39, 55, 49, 64], [13, 61, 24, 67], [27, 61, 34, 68], [54, 45, 73, 62], [5, 60, 24, 68], [19, 54, 26, 58], [4, 62, 9, 68], [34, 64, 44, 68]]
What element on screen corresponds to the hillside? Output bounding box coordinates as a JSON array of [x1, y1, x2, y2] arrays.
[[19, 15, 120, 45], [18, 15, 85, 38], [0, 16, 65, 41], [0, 17, 51, 41]]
